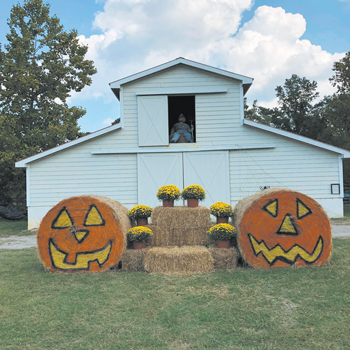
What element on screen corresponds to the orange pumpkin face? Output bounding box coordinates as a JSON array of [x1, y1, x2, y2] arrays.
[[37, 196, 126, 272], [238, 190, 332, 268]]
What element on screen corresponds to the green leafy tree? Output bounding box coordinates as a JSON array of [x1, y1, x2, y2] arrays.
[[271, 74, 326, 139], [244, 98, 274, 125], [318, 52, 350, 188], [0, 0, 96, 211]]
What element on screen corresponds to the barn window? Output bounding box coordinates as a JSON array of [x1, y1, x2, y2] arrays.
[[168, 95, 196, 143]]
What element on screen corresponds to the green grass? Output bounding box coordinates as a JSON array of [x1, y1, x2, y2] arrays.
[[1, 239, 350, 349], [0, 218, 35, 237], [331, 203, 350, 225]]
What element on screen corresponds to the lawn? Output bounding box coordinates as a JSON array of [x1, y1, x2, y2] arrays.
[[0, 217, 35, 237], [0, 239, 349, 350]]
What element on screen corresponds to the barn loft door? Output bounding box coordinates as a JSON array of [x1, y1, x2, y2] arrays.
[[183, 151, 230, 207], [137, 95, 168, 146], [138, 153, 183, 208]]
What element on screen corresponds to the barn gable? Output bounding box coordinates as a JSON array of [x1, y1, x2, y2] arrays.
[[15, 58, 350, 228]]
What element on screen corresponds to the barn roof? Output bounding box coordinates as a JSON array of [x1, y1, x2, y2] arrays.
[[15, 123, 122, 168], [109, 57, 254, 100], [243, 119, 350, 158]]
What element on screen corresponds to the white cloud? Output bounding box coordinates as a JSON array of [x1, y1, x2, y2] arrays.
[[102, 118, 115, 126], [74, 1, 346, 117]]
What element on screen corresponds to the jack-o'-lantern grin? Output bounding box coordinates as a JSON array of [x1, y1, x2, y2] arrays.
[[247, 197, 324, 266], [49, 239, 112, 270], [248, 234, 324, 265]]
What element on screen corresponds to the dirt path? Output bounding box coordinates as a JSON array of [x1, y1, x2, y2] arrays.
[[0, 225, 349, 250]]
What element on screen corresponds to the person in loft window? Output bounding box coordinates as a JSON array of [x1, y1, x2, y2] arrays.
[[170, 113, 194, 143]]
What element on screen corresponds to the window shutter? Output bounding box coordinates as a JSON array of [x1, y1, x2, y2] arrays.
[[137, 96, 168, 146]]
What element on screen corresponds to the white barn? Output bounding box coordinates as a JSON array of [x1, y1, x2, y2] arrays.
[[16, 58, 350, 229]]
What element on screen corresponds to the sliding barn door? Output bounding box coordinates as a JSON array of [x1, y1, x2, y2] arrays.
[[138, 153, 183, 208], [183, 151, 230, 207]]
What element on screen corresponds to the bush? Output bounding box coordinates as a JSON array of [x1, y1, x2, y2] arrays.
[[126, 226, 153, 243], [181, 185, 206, 200], [207, 224, 237, 241], [156, 185, 181, 201], [210, 202, 233, 217], [128, 205, 152, 221]]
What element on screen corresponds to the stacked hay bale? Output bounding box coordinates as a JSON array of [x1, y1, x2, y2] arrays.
[[122, 205, 238, 274], [144, 246, 214, 275], [149, 206, 212, 246]]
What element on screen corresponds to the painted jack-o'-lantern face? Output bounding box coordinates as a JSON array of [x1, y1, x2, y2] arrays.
[[238, 190, 332, 268], [37, 196, 126, 272]]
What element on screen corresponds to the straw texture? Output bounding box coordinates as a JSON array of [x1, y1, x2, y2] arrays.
[[209, 248, 238, 270], [144, 246, 214, 275], [150, 206, 212, 246]]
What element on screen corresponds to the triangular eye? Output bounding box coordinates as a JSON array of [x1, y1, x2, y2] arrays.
[[297, 198, 312, 219], [84, 205, 105, 226], [52, 207, 73, 229], [262, 199, 278, 218]]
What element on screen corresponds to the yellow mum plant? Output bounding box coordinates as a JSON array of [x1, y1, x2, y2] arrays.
[[156, 185, 181, 201], [210, 202, 233, 218], [126, 226, 153, 243], [207, 224, 237, 241], [181, 185, 206, 201], [128, 205, 152, 220]]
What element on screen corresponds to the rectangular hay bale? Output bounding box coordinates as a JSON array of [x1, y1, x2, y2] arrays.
[[144, 246, 214, 275], [208, 248, 238, 270], [150, 207, 212, 246], [121, 249, 148, 272]]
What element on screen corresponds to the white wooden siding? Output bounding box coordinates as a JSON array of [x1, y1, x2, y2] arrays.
[[29, 152, 138, 207], [228, 127, 341, 206]]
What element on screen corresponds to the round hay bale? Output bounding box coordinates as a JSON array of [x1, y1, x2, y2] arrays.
[[144, 246, 214, 275], [234, 188, 332, 268], [37, 195, 130, 272], [208, 248, 238, 270], [121, 249, 148, 272], [151, 206, 211, 246]]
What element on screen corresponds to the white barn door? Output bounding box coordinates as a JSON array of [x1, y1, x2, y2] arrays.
[[183, 151, 230, 207], [137, 96, 169, 146], [138, 153, 183, 208]]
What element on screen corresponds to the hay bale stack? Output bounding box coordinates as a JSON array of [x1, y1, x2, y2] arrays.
[[208, 248, 238, 270], [144, 246, 214, 275], [121, 249, 148, 272], [234, 188, 332, 268], [37, 195, 130, 272], [150, 206, 212, 246]]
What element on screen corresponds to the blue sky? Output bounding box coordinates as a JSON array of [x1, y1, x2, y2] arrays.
[[1, 0, 349, 133]]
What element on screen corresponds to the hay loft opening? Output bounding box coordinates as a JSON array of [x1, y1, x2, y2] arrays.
[[168, 95, 196, 143]]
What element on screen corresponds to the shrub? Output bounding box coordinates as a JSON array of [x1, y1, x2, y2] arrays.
[[210, 202, 233, 217], [128, 205, 152, 221], [207, 224, 237, 241], [181, 185, 206, 200], [156, 185, 181, 201], [126, 226, 153, 243]]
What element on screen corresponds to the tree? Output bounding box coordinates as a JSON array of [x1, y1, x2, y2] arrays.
[[319, 52, 350, 188], [271, 74, 327, 139], [244, 98, 274, 125], [0, 0, 97, 211]]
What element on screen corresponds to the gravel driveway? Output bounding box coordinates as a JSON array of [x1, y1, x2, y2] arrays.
[[0, 225, 349, 250]]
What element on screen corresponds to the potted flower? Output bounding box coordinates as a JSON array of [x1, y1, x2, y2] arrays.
[[210, 202, 233, 224], [181, 185, 206, 207], [126, 226, 153, 250], [128, 205, 152, 226], [207, 223, 237, 248], [156, 185, 181, 207]]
